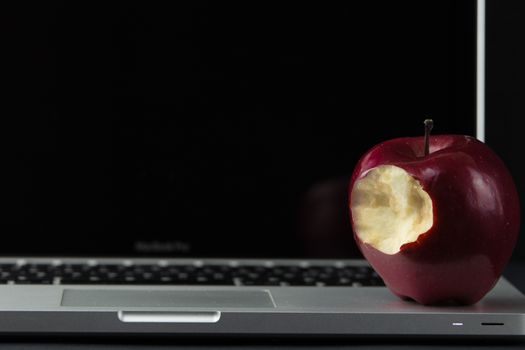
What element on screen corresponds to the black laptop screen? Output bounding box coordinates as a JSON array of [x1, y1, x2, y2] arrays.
[[2, 1, 477, 257]]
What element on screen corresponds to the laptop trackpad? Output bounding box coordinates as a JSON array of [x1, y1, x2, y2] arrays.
[[61, 289, 275, 308]]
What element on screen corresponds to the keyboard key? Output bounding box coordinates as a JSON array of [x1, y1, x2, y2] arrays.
[[0, 262, 384, 286]]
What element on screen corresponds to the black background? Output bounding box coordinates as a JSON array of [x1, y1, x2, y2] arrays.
[[4, 1, 520, 260], [486, 0, 525, 261]]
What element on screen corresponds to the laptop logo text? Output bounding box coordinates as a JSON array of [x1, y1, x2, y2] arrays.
[[134, 240, 192, 254]]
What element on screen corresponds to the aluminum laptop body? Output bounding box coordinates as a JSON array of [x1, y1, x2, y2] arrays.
[[0, 258, 524, 337], [2, 0, 524, 338]]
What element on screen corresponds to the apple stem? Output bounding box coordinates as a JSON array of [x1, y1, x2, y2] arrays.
[[424, 119, 433, 156]]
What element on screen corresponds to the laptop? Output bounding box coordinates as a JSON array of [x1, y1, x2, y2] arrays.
[[2, 0, 525, 338]]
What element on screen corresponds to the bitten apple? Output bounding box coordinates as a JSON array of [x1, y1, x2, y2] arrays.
[[349, 120, 520, 305]]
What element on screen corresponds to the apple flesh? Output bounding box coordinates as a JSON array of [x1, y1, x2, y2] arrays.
[[349, 135, 520, 305], [351, 165, 434, 255]]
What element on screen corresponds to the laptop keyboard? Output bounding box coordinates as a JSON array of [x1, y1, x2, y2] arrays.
[[0, 262, 384, 287]]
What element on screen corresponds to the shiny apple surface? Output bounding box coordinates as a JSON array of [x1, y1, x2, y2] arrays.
[[349, 135, 520, 305]]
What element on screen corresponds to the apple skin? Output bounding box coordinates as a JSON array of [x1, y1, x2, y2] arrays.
[[349, 135, 520, 305]]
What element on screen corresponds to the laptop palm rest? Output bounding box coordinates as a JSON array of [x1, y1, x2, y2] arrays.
[[61, 289, 275, 308]]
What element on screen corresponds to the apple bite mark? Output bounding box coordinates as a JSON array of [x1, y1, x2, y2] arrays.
[[350, 165, 433, 255]]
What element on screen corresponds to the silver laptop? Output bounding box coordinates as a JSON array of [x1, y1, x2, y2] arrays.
[[2, 0, 525, 338]]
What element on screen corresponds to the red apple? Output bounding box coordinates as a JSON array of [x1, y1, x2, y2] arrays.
[[348, 120, 520, 305]]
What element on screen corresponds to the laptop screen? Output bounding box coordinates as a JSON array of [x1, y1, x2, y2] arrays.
[[3, 1, 478, 258]]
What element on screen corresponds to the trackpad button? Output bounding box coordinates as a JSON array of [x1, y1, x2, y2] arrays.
[[61, 289, 275, 308]]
